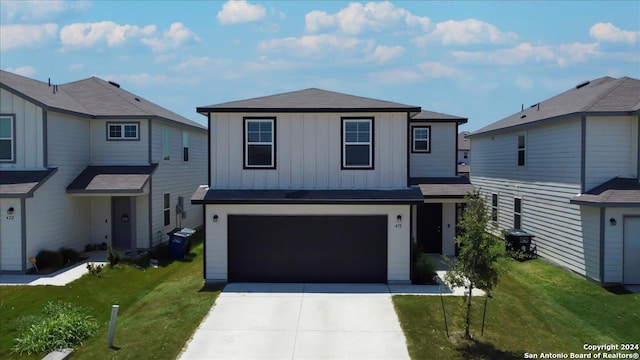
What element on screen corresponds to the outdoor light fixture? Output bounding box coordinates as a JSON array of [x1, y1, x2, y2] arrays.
[[7, 207, 14, 215], [610, 218, 617, 226], [397, 214, 402, 223], [213, 214, 219, 223]]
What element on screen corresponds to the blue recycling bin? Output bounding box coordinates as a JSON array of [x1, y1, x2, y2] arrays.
[[168, 228, 195, 259]]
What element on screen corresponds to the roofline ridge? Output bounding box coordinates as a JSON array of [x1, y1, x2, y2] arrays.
[[582, 76, 627, 112]]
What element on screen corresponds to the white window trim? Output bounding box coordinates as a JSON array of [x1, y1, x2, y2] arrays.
[[342, 118, 373, 169], [182, 131, 189, 162], [517, 132, 526, 167], [411, 126, 431, 153], [514, 197, 522, 229], [163, 193, 171, 226], [491, 193, 499, 223], [107, 122, 139, 141], [244, 118, 275, 168], [0, 115, 15, 162]]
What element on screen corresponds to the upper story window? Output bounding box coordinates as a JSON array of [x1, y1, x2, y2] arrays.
[[463, 151, 468, 159], [514, 197, 522, 229], [163, 127, 171, 161], [107, 122, 139, 141], [182, 131, 189, 162], [342, 118, 373, 169], [0, 114, 15, 162], [517, 133, 526, 166], [411, 126, 430, 153], [491, 193, 498, 223], [244, 118, 275, 169]]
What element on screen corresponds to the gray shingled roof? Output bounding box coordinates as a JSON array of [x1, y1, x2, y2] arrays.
[[0, 168, 57, 197], [67, 164, 158, 194], [411, 110, 467, 123], [570, 177, 640, 207], [410, 177, 474, 198], [472, 76, 640, 136], [191, 187, 425, 204], [197, 88, 421, 113], [0, 70, 205, 130]]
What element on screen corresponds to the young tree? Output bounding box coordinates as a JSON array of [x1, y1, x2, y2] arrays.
[[445, 190, 506, 339]]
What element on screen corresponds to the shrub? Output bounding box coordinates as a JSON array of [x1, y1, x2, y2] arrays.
[[60, 247, 81, 264], [107, 246, 121, 268], [414, 253, 437, 284], [12, 301, 98, 355], [86, 262, 104, 276], [35, 250, 64, 269]]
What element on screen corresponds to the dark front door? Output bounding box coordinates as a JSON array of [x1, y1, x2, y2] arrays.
[[417, 203, 442, 253], [112, 197, 132, 250], [228, 215, 387, 283]]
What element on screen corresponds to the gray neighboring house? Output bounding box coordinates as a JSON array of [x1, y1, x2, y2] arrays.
[[192, 88, 471, 284], [470, 76, 640, 285], [0, 70, 207, 273]]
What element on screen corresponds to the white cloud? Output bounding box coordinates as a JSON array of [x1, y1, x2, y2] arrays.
[[305, 1, 430, 35], [415, 19, 518, 46], [371, 68, 422, 85], [60, 21, 156, 48], [589, 22, 639, 43], [515, 75, 534, 90], [259, 34, 372, 58], [452, 42, 599, 66], [174, 56, 211, 72], [0, 23, 58, 51], [1, 0, 89, 22], [69, 63, 84, 71], [417, 61, 461, 78], [217, 0, 266, 25], [368, 45, 404, 64], [4, 66, 37, 77], [100, 73, 168, 88], [141, 23, 200, 52]]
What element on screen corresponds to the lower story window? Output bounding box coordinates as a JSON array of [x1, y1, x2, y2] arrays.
[[514, 197, 522, 229], [164, 193, 170, 226]]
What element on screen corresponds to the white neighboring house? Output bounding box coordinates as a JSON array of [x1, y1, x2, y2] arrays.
[[470, 76, 640, 285], [0, 70, 207, 273], [457, 131, 471, 177], [192, 88, 471, 284]]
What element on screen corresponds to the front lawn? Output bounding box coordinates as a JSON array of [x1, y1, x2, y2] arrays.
[[393, 259, 640, 359], [0, 233, 221, 360]]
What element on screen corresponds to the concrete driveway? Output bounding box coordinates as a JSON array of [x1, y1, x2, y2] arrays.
[[178, 283, 410, 359]]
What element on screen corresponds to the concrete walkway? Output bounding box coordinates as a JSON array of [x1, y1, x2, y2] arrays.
[[0, 254, 107, 286], [178, 283, 411, 360]]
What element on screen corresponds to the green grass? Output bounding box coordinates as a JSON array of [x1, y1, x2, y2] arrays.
[[393, 259, 640, 360], [0, 233, 221, 360]]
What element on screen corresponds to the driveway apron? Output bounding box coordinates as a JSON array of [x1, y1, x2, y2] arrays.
[[178, 283, 410, 360]]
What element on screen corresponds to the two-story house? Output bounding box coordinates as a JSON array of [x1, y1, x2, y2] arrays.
[[0, 70, 207, 273], [192, 88, 470, 284], [470, 76, 639, 285]]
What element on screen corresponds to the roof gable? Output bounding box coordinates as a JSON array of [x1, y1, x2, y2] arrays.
[[0, 70, 205, 130], [472, 76, 640, 136], [197, 88, 421, 113]]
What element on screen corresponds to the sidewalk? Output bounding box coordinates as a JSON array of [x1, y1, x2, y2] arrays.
[[0, 252, 107, 286]]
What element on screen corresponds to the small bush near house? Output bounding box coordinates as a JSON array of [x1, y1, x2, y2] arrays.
[[414, 253, 437, 284], [35, 250, 64, 270], [12, 301, 98, 355], [86, 262, 104, 276], [60, 247, 81, 264], [107, 246, 121, 268]]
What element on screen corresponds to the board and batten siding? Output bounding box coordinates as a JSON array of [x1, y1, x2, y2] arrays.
[[209, 112, 407, 190], [150, 120, 206, 246], [471, 118, 595, 278], [0, 198, 23, 271], [0, 88, 45, 169], [204, 204, 411, 283], [409, 122, 457, 178], [584, 115, 638, 191], [603, 207, 640, 283], [25, 112, 92, 259], [90, 119, 149, 165]]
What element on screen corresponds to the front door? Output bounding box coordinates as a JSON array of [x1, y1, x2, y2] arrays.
[[417, 203, 442, 253], [623, 217, 640, 284], [112, 197, 132, 251]]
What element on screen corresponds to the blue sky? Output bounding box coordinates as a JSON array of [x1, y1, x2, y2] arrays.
[[1, 0, 639, 131]]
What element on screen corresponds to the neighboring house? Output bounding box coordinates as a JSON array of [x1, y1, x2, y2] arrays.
[[192, 88, 471, 284], [0, 70, 207, 273], [470, 76, 640, 285], [457, 131, 471, 177]]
